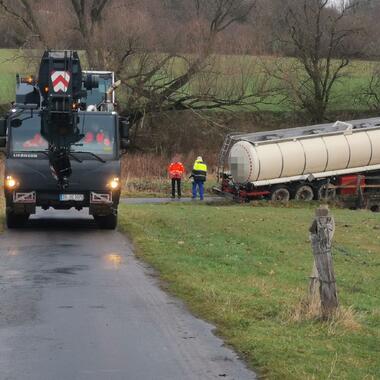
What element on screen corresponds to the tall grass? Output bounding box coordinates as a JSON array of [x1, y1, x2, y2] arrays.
[[121, 152, 218, 179], [121, 153, 218, 197]]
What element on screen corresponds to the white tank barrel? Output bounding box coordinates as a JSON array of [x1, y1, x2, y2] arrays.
[[229, 120, 380, 184]]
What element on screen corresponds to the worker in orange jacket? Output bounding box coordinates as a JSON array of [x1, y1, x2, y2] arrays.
[[168, 157, 185, 199]]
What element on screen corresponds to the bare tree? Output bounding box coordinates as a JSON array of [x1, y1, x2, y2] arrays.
[[0, 0, 111, 65], [0, 0, 47, 47], [270, 0, 361, 122], [68, 0, 111, 67], [116, 1, 266, 126], [359, 65, 380, 111], [0, 0, 275, 146]]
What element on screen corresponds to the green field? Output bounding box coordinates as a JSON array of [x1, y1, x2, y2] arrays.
[[119, 202, 380, 379], [0, 49, 31, 106], [0, 49, 376, 113]]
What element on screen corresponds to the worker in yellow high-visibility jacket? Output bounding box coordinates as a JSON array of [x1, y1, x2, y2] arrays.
[[189, 156, 207, 200]]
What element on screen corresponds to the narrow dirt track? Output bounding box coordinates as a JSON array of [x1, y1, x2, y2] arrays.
[[0, 208, 255, 380]]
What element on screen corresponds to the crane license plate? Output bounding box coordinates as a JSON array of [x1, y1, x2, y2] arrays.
[[59, 194, 84, 201]]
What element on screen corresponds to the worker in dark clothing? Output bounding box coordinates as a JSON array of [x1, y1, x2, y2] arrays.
[[190, 156, 207, 200]]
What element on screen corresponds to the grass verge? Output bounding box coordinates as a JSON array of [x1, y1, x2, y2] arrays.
[[119, 202, 380, 379], [122, 177, 218, 198]]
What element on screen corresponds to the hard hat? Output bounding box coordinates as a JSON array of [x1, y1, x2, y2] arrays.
[[196, 156, 203, 161]]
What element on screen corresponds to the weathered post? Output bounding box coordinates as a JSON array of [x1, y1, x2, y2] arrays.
[[308, 262, 319, 300], [309, 205, 338, 319], [356, 175, 365, 209]]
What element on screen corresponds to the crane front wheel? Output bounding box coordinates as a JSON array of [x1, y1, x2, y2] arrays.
[[6, 211, 29, 229], [94, 214, 118, 230]]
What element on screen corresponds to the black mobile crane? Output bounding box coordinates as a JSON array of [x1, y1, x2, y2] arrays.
[[0, 50, 129, 229]]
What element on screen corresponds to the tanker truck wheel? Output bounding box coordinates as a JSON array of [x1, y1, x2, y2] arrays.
[[294, 185, 314, 201], [270, 187, 290, 202], [316, 183, 337, 201]]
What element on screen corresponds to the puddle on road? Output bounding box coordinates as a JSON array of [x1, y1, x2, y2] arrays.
[[6, 248, 19, 257], [104, 253, 123, 269], [42, 265, 88, 275]]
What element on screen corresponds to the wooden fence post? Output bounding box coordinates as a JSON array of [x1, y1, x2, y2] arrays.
[[309, 205, 338, 319], [308, 261, 319, 299], [356, 175, 365, 209]]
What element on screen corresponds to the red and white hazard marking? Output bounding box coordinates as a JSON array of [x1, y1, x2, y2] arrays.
[[51, 71, 71, 92]]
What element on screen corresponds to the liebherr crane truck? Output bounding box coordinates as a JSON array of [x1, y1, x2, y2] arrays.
[[0, 50, 129, 228]]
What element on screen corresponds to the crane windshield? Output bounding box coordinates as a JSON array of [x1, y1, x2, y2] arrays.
[[10, 111, 117, 160]]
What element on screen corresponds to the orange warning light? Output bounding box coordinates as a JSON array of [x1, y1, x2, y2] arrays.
[[21, 76, 35, 84]]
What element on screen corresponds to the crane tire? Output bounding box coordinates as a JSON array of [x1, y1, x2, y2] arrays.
[[94, 214, 118, 230], [6, 211, 29, 229]]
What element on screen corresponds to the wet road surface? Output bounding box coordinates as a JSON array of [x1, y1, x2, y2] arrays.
[[0, 208, 255, 380]]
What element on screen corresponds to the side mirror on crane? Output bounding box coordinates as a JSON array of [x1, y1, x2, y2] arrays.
[[119, 119, 129, 139], [119, 118, 130, 151], [0, 118, 6, 148]]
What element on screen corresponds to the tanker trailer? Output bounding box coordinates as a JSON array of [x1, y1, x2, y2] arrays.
[[217, 119, 380, 204]]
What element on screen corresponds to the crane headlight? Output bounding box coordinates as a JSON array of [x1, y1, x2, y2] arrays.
[[5, 175, 17, 189], [109, 177, 120, 190]]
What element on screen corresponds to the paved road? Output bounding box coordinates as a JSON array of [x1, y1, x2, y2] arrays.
[[0, 209, 255, 380]]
